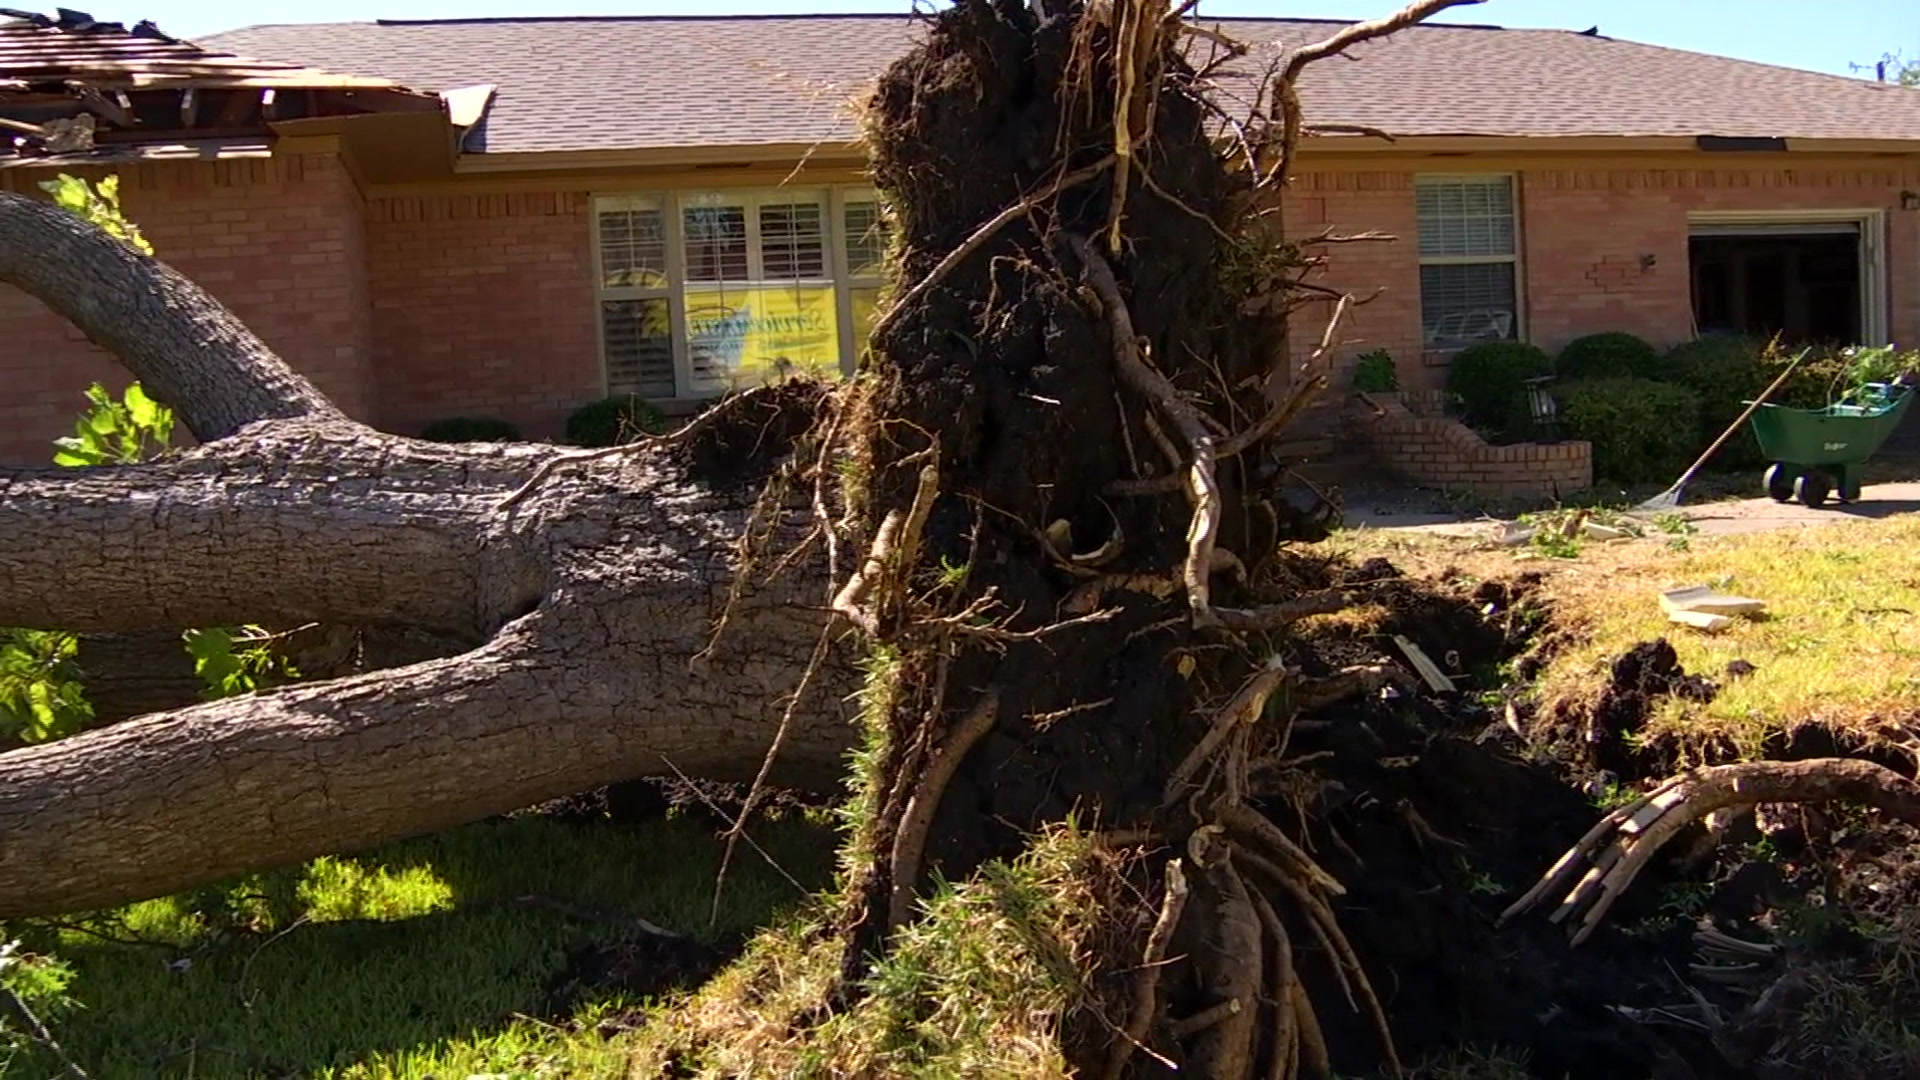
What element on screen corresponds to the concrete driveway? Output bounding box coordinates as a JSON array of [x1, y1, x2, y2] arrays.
[[1341, 480, 1920, 540], [1665, 480, 1920, 536]]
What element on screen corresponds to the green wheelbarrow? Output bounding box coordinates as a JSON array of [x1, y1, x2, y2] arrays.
[[1751, 383, 1914, 508]]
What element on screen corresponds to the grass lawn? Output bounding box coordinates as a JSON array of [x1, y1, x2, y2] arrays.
[[1330, 514, 1920, 759], [2, 808, 837, 1079]]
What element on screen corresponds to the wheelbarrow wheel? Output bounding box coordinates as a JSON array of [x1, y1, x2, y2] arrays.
[[1794, 470, 1831, 509], [1764, 464, 1797, 503]]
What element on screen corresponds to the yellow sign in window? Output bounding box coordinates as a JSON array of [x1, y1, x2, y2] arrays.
[[686, 285, 842, 392]]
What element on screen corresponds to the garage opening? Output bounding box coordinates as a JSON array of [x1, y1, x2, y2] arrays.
[[1688, 220, 1873, 347]]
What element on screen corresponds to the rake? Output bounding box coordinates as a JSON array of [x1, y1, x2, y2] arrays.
[[1633, 348, 1811, 514]]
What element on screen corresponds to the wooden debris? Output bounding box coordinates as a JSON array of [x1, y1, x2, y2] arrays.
[[1668, 610, 1733, 633], [1660, 585, 1766, 618], [1391, 635, 1454, 693]]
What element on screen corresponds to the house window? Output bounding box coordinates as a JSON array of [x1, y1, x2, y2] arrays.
[[593, 188, 890, 402], [841, 197, 888, 362], [595, 196, 675, 399], [1415, 175, 1520, 349]]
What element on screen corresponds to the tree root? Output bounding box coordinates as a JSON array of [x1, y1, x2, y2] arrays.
[[873, 154, 1114, 342], [1212, 589, 1351, 633], [1187, 861, 1264, 1080], [1102, 858, 1190, 1080], [885, 689, 1002, 932], [1250, 890, 1297, 1080], [1503, 758, 1920, 946], [1165, 659, 1291, 806], [1290, 979, 1333, 1079], [1067, 231, 1225, 625]]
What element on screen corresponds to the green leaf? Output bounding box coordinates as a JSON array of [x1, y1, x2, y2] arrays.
[[123, 382, 160, 428]]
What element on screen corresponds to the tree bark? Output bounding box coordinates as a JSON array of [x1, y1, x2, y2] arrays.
[[0, 190, 858, 918], [0, 439, 858, 915], [0, 423, 545, 637]]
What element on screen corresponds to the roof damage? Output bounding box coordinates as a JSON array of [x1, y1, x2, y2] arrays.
[[0, 7, 442, 165]]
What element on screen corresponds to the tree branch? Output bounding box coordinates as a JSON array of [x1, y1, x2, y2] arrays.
[[0, 192, 342, 441], [0, 426, 540, 637], [0, 595, 858, 917]]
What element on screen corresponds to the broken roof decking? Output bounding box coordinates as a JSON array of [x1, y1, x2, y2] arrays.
[[203, 13, 1920, 160], [0, 11, 430, 93], [1, 7, 445, 165]]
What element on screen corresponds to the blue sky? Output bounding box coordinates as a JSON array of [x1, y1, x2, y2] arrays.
[[68, 0, 1920, 80]]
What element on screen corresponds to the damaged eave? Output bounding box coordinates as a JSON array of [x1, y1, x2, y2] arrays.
[[1, 8, 446, 164]]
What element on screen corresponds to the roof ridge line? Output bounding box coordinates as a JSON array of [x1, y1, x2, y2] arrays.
[[360, 12, 1508, 31]]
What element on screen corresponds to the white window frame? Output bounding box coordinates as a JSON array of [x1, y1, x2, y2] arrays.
[[591, 186, 886, 402], [832, 187, 887, 373], [589, 193, 678, 399], [1414, 173, 1525, 350], [1685, 208, 1888, 346]]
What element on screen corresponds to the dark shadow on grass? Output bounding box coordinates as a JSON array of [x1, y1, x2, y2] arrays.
[[17, 807, 838, 1079]]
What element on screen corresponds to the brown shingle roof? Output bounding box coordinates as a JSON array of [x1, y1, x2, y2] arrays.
[[203, 14, 1920, 157]]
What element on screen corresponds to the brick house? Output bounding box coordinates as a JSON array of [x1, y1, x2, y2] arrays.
[[6, 11, 1920, 487]]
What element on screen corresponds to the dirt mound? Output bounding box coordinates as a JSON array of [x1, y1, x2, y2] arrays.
[[1583, 639, 1719, 777]]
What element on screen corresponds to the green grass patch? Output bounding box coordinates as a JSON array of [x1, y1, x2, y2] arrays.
[[633, 825, 1110, 1079], [1526, 516, 1920, 756], [4, 808, 837, 1078]]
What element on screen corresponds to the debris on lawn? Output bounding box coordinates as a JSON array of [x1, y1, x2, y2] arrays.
[[1668, 609, 1735, 633], [1392, 634, 1457, 693], [1661, 584, 1767, 631]]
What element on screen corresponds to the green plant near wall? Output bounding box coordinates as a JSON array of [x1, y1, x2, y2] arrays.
[[1351, 349, 1399, 393], [50, 381, 174, 466], [39, 173, 151, 255], [1445, 340, 1552, 441], [419, 416, 524, 443], [565, 394, 670, 447], [1557, 376, 1703, 484], [0, 630, 91, 746], [1555, 332, 1660, 380]]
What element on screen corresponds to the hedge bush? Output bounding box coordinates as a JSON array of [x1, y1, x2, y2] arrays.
[[1555, 332, 1659, 380], [1445, 340, 1552, 440], [565, 394, 668, 448], [1658, 335, 1770, 467], [1557, 377, 1703, 484], [1351, 349, 1398, 393], [419, 416, 522, 443]]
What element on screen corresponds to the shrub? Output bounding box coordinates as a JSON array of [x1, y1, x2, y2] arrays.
[[1659, 335, 1770, 467], [565, 395, 668, 448], [419, 416, 522, 443], [1557, 377, 1703, 484], [1555, 332, 1659, 380], [1351, 349, 1398, 393], [1445, 341, 1552, 439]]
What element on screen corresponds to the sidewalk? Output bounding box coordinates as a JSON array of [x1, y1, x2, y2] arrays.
[[1339, 481, 1920, 540]]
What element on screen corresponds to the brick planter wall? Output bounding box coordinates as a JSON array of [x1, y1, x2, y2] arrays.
[[1349, 392, 1592, 501]]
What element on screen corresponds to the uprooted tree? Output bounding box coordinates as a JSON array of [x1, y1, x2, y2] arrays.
[[12, 1, 1920, 1077]]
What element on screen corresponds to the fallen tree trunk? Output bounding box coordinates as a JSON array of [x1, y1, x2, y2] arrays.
[[0, 191, 858, 918]]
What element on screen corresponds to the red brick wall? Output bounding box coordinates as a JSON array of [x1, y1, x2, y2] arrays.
[[0, 153, 372, 465], [1285, 162, 1920, 389], [1284, 170, 1428, 391], [1521, 166, 1920, 354], [364, 191, 600, 441], [1349, 391, 1593, 501]]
